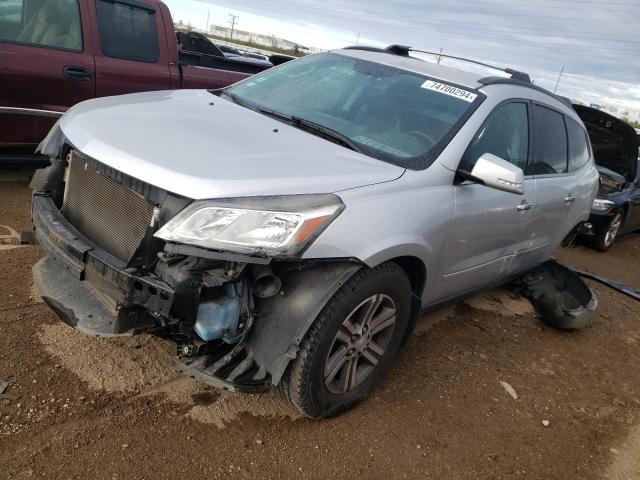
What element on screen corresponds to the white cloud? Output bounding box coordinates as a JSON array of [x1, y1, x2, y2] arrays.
[[165, 0, 640, 119]]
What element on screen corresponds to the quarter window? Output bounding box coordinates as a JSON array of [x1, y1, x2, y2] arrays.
[[96, 0, 159, 63], [566, 118, 591, 172], [0, 0, 83, 51], [461, 102, 529, 172], [532, 105, 568, 175]]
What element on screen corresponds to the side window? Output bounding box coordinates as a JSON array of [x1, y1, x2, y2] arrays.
[[566, 118, 591, 172], [461, 102, 529, 172], [0, 0, 83, 51], [96, 0, 159, 63], [532, 105, 568, 175]]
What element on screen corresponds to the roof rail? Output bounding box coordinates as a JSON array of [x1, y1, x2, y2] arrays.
[[343, 44, 573, 109], [385, 44, 411, 56], [345, 44, 531, 83], [401, 46, 531, 82], [478, 76, 572, 108], [343, 45, 389, 54]]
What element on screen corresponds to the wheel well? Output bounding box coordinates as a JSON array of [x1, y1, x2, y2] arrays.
[[389, 256, 426, 344], [389, 256, 426, 300], [562, 222, 583, 246]]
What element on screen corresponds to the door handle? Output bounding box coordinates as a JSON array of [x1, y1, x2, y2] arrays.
[[564, 194, 576, 204], [63, 66, 92, 81], [517, 201, 533, 212]]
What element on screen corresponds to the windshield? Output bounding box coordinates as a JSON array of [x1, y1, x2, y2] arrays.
[[224, 52, 483, 169]]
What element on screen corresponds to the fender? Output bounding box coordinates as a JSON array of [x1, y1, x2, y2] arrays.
[[246, 261, 362, 385]]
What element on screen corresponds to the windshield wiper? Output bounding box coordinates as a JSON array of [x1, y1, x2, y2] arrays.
[[290, 116, 362, 153], [255, 106, 361, 153], [219, 90, 248, 107], [255, 106, 293, 122]]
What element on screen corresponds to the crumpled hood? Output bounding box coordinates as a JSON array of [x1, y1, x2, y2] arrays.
[[55, 90, 404, 199]]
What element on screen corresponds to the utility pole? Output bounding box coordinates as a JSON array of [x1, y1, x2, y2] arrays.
[[437, 46, 443, 64], [356, 32, 360, 45], [205, 9, 210, 33], [554, 66, 564, 94], [228, 14, 239, 40]]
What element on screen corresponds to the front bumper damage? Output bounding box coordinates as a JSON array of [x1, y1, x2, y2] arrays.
[[32, 194, 170, 335], [31, 191, 362, 392], [32, 193, 270, 391]]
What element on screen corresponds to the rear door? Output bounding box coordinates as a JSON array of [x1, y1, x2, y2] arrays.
[[0, 0, 95, 150], [526, 104, 576, 260], [91, 0, 171, 96], [439, 101, 536, 297], [565, 116, 599, 229]]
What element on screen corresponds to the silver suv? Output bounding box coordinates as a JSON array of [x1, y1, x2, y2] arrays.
[[32, 45, 599, 418]]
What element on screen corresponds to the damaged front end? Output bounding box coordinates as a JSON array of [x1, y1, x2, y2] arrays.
[[31, 142, 357, 393]]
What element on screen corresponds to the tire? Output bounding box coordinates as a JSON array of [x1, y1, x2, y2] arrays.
[[279, 262, 412, 419], [594, 211, 623, 251]]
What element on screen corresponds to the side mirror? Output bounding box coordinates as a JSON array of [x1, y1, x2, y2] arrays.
[[463, 153, 524, 195]]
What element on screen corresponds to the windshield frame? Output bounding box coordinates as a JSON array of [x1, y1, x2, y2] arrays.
[[214, 52, 487, 171]]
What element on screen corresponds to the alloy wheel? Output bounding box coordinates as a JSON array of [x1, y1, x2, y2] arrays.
[[324, 294, 396, 395], [604, 213, 622, 248]]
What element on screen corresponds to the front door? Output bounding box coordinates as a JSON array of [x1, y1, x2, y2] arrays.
[[436, 101, 535, 300], [0, 0, 95, 150]]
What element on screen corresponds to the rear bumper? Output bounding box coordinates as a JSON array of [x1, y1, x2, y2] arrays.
[[32, 194, 174, 335]]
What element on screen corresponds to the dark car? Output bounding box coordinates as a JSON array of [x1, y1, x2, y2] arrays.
[[176, 32, 273, 69], [575, 105, 640, 250]]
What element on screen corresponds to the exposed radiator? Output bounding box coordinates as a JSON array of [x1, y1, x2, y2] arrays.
[[62, 151, 156, 263]]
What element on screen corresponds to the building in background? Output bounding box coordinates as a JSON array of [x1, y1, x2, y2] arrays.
[[209, 25, 322, 53]]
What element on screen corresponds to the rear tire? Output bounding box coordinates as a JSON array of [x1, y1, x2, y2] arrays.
[[594, 211, 623, 251], [279, 262, 412, 419]]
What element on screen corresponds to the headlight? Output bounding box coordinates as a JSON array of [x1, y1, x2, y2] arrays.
[[592, 198, 615, 211], [155, 195, 344, 257]]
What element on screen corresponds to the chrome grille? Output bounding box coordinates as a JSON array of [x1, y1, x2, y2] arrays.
[[62, 151, 155, 263]]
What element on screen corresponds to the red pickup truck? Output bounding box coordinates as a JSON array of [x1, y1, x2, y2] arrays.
[[0, 0, 272, 163]]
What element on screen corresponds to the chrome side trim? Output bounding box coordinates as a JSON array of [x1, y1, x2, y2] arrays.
[[0, 106, 63, 118]]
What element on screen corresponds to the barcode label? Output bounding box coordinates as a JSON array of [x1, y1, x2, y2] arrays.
[[421, 80, 478, 103]]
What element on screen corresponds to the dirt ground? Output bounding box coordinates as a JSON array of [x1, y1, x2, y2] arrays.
[[1, 169, 639, 480]]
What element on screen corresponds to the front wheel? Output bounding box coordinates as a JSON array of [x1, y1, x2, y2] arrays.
[[279, 262, 412, 418]]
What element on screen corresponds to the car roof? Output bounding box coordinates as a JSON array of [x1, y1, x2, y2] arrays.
[[334, 47, 576, 114], [335, 48, 484, 90]]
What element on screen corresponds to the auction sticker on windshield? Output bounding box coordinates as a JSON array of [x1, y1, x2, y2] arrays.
[[421, 80, 478, 103]]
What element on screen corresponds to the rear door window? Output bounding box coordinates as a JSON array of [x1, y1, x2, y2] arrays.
[[461, 102, 529, 172], [0, 0, 83, 51], [96, 0, 159, 63], [532, 105, 568, 175], [566, 118, 591, 172]]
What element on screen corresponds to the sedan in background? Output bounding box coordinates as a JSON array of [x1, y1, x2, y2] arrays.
[[575, 105, 640, 250]]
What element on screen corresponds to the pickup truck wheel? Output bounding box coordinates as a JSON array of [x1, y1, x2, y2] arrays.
[[279, 262, 412, 419], [594, 212, 623, 251]]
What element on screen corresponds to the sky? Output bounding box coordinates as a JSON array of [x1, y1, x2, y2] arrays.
[[164, 0, 640, 119]]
